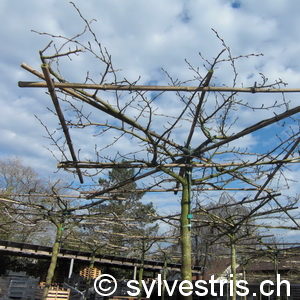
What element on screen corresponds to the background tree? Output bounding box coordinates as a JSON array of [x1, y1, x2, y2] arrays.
[[0, 158, 48, 242], [95, 167, 152, 253]]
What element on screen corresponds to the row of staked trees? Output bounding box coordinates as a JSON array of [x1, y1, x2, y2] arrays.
[[0, 159, 158, 298], [1, 158, 298, 300]]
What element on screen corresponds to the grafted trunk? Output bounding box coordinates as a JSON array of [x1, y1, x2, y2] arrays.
[[84, 254, 95, 300], [138, 241, 145, 300], [180, 182, 192, 300], [230, 237, 237, 300], [161, 256, 168, 300], [243, 266, 247, 300], [42, 223, 63, 300], [274, 254, 280, 300]]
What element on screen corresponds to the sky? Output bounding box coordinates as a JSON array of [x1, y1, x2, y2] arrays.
[[1, 0, 300, 239]]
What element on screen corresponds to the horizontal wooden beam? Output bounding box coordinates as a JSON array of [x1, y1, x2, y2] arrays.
[[18, 80, 300, 93]]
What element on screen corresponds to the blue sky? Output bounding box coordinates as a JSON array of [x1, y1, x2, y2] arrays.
[[1, 0, 300, 239]]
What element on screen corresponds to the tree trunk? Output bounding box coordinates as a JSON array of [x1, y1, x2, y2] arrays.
[[84, 254, 95, 300], [138, 242, 145, 300], [180, 181, 192, 299], [230, 237, 237, 300], [162, 255, 168, 300], [274, 254, 280, 300], [243, 266, 246, 300], [201, 242, 209, 279], [42, 223, 64, 300]]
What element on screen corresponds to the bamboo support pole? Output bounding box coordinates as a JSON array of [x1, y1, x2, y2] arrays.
[[41, 64, 84, 183], [18, 80, 300, 93], [194, 221, 300, 231], [80, 187, 273, 194], [238, 242, 300, 246], [94, 229, 178, 240], [0, 197, 22, 204], [58, 157, 300, 169], [2, 193, 126, 200]]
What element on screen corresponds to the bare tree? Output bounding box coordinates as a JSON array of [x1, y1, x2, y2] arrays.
[[0, 158, 49, 242], [18, 3, 300, 299]]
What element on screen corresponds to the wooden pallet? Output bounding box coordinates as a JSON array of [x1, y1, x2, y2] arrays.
[[79, 266, 101, 279], [46, 287, 70, 300]]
